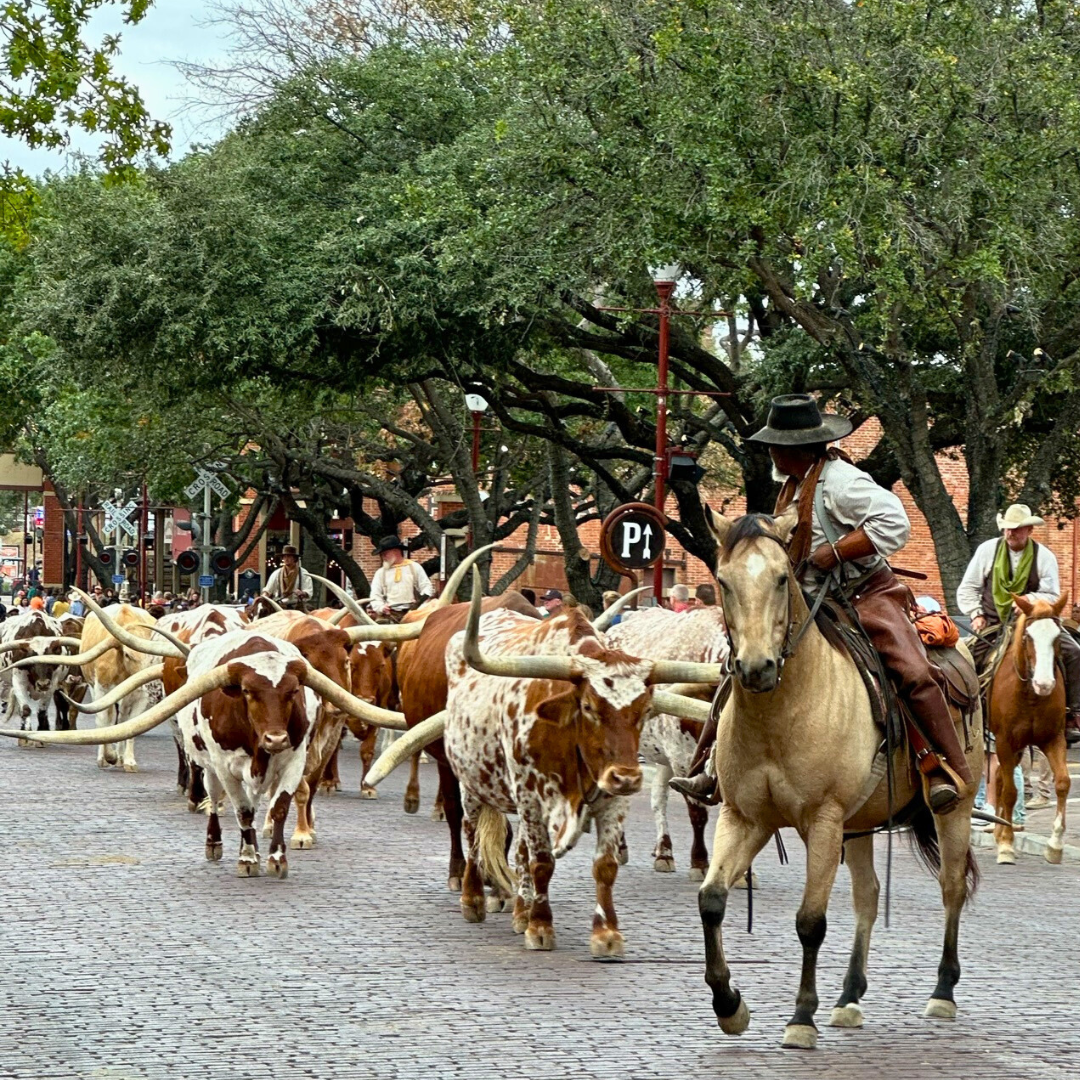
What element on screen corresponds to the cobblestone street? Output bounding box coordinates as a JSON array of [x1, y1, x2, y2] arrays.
[[2, 731, 1078, 1080]]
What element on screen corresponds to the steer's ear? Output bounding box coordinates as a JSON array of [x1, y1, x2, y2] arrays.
[[534, 687, 577, 727]]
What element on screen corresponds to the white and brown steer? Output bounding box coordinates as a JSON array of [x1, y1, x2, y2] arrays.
[[442, 575, 723, 958]]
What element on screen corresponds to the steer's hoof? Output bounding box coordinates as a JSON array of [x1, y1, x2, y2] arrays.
[[97, 758, 112, 770], [430, 805, 446, 822], [318, 780, 340, 795], [829, 1004, 864, 1028], [261, 823, 273, 839], [236, 858, 261, 878], [360, 786, 378, 800], [187, 800, 201, 814], [717, 997, 750, 1035], [485, 893, 510, 913], [524, 923, 555, 951], [1045, 844, 1063, 865], [653, 856, 675, 873], [447, 874, 463, 894], [403, 794, 420, 815], [460, 895, 486, 923], [589, 928, 625, 960], [289, 833, 314, 851], [617, 844, 629, 866], [266, 855, 288, 879], [205, 842, 223, 862], [688, 866, 706, 882], [996, 847, 1016, 865], [122, 763, 138, 773], [782, 1024, 818, 1049], [512, 912, 529, 934], [924, 998, 957, 1020]]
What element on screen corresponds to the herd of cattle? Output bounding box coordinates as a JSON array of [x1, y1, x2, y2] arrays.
[[0, 545, 724, 957]]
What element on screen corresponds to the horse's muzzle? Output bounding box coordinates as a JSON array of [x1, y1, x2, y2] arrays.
[[734, 656, 779, 693]]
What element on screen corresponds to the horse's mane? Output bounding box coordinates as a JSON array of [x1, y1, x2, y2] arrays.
[[721, 514, 777, 555]]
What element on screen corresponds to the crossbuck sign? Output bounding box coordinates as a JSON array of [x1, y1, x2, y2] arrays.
[[102, 499, 138, 539], [185, 467, 231, 501]]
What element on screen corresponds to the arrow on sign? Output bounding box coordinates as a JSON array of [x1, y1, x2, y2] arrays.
[[641, 523, 653, 560]]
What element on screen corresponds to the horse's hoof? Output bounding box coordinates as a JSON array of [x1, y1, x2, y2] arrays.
[[289, 834, 314, 850], [485, 894, 509, 913], [829, 1004, 864, 1028], [996, 848, 1016, 865], [733, 872, 759, 890], [524, 924, 555, 951], [924, 998, 957, 1020], [1045, 844, 1063, 865], [782, 1024, 818, 1049], [122, 763, 138, 773], [447, 875, 462, 893], [688, 866, 706, 882], [187, 800, 201, 814], [360, 786, 378, 800], [717, 998, 750, 1035], [653, 856, 675, 873], [403, 795, 420, 815], [589, 929, 625, 959], [430, 805, 446, 822]]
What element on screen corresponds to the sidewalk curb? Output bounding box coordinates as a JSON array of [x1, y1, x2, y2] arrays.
[[970, 825, 1080, 863]]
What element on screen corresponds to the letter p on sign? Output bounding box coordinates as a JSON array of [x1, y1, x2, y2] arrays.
[[620, 521, 642, 559]]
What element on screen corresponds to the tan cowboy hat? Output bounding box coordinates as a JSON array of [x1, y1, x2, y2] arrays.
[[996, 504, 1044, 530]]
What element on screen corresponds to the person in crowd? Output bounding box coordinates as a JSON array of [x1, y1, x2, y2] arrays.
[[68, 591, 86, 617], [956, 503, 1080, 747], [539, 588, 564, 617], [695, 583, 717, 607], [51, 592, 70, 618], [263, 545, 313, 609], [29, 596, 44, 611], [669, 583, 693, 612], [369, 536, 433, 621]]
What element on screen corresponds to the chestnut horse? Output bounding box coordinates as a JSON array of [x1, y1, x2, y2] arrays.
[[699, 507, 983, 1049], [987, 592, 1071, 865]]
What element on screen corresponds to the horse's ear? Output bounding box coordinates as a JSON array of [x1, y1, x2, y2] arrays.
[[774, 504, 799, 545], [704, 505, 731, 549], [1053, 591, 1070, 617], [1011, 592, 1034, 617]]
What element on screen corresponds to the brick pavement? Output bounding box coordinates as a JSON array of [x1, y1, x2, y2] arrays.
[[2, 732, 1079, 1080]]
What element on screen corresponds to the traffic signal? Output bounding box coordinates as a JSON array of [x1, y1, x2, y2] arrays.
[[97, 549, 114, 568], [122, 548, 140, 568], [210, 550, 233, 576], [142, 534, 154, 551], [175, 549, 199, 575], [667, 449, 706, 485]]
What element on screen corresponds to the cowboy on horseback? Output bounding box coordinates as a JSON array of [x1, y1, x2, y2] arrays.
[[672, 394, 973, 814], [956, 503, 1080, 747], [262, 544, 313, 611]]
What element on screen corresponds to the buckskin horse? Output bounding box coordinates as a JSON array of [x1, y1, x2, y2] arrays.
[[986, 592, 1071, 866], [697, 506, 983, 1049]]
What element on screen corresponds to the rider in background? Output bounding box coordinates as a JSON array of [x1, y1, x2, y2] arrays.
[[263, 545, 313, 610]]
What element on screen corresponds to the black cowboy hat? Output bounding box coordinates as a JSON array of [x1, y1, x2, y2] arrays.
[[374, 535, 406, 555], [747, 394, 853, 447]]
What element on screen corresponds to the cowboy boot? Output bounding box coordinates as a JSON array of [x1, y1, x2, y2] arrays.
[[668, 694, 723, 805], [1066, 713, 1080, 747]]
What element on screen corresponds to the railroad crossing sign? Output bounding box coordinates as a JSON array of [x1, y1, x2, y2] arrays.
[[599, 502, 667, 573], [185, 466, 230, 501], [102, 498, 138, 539]]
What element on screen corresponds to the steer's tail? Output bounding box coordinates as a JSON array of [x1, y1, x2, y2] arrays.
[[476, 805, 516, 897]]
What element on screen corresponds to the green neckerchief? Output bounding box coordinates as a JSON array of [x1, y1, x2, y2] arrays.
[[991, 539, 1034, 622]]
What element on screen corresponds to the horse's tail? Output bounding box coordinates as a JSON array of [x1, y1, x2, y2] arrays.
[[907, 804, 980, 904]]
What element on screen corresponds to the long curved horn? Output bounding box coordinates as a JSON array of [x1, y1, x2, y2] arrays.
[[0, 641, 31, 655], [591, 586, 651, 633], [434, 541, 498, 608], [308, 574, 376, 625], [364, 711, 448, 787], [145, 625, 192, 655], [54, 636, 85, 650], [651, 690, 711, 724], [11, 635, 117, 669], [0, 665, 235, 745], [298, 665, 408, 730], [63, 664, 166, 714], [260, 595, 284, 612], [647, 659, 725, 686], [463, 569, 580, 682], [345, 620, 424, 644], [72, 589, 186, 659]]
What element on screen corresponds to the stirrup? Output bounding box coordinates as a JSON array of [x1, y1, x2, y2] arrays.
[[926, 777, 960, 816], [669, 772, 722, 806]]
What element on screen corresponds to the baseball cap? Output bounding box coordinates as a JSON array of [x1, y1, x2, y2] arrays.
[[540, 589, 563, 601]]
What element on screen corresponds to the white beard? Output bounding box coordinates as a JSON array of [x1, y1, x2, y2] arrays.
[[771, 463, 792, 484]]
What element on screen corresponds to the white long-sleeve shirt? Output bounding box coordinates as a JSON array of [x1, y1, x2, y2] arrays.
[[793, 457, 911, 583], [370, 559, 433, 613], [956, 538, 1060, 619], [264, 566, 314, 600]]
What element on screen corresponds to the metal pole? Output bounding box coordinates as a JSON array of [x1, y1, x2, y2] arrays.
[[22, 490, 28, 587], [1072, 513, 1078, 611], [471, 411, 482, 473], [76, 502, 83, 590], [653, 279, 673, 604], [202, 484, 212, 604]]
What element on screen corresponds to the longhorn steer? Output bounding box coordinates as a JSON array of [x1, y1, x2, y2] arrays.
[[0, 612, 68, 741], [605, 606, 729, 879]]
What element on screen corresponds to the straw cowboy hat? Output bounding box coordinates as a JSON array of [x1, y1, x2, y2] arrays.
[[996, 504, 1045, 531], [747, 394, 853, 446]]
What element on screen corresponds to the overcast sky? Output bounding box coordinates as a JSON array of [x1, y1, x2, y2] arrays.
[[0, 0, 237, 178]]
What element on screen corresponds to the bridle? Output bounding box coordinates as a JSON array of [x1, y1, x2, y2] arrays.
[[1012, 613, 1062, 686]]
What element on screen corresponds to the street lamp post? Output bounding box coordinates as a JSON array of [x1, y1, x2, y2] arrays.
[[464, 388, 490, 552], [649, 263, 680, 603]]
